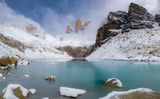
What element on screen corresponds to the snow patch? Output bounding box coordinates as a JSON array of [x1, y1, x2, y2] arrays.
[[60, 87, 86, 98], [99, 88, 153, 99]]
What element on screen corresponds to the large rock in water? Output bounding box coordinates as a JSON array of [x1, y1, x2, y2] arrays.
[[105, 78, 122, 88], [124, 3, 154, 32], [0, 57, 17, 67], [0, 84, 35, 99]]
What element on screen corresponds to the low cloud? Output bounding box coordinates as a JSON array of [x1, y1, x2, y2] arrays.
[[0, 0, 159, 35]]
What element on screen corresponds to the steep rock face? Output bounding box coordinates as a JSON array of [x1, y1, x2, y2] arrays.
[[66, 25, 73, 34], [86, 3, 160, 58], [124, 3, 154, 31], [95, 3, 155, 48], [57, 45, 93, 58], [75, 19, 83, 33], [66, 19, 90, 34], [155, 14, 160, 26], [96, 11, 127, 46]]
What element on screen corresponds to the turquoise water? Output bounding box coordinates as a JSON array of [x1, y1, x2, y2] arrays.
[[0, 59, 160, 99]]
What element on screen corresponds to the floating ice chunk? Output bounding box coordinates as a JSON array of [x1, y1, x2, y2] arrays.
[[0, 73, 3, 77], [29, 88, 36, 94], [3, 77, 6, 80], [24, 75, 30, 78], [60, 87, 86, 98], [42, 97, 49, 99]]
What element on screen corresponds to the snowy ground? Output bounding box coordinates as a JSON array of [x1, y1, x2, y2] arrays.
[[0, 25, 71, 59], [87, 29, 160, 61], [99, 88, 153, 99], [0, 24, 95, 59]]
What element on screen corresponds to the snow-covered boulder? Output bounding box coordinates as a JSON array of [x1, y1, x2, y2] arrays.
[[105, 78, 122, 88], [0, 73, 3, 77], [42, 97, 49, 99], [0, 84, 35, 99], [24, 75, 30, 78], [44, 76, 56, 81], [99, 88, 158, 99], [60, 87, 86, 98]]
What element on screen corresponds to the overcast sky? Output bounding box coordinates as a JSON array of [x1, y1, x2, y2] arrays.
[[0, 0, 159, 34]]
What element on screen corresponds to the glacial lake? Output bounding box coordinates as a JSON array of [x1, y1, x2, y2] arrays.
[[0, 59, 160, 99]]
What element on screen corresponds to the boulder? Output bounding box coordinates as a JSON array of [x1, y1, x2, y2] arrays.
[[0, 84, 35, 99], [105, 78, 122, 88], [0, 57, 18, 67], [44, 76, 56, 81], [60, 87, 86, 98]]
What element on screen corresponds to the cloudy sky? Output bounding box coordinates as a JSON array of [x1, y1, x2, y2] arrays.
[[0, 0, 159, 34]]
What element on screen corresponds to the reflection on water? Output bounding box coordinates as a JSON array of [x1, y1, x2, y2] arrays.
[[0, 59, 160, 99]]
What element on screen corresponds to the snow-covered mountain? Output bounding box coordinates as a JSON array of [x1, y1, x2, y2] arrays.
[[87, 29, 160, 61], [87, 3, 160, 61], [0, 25, 73, 59]]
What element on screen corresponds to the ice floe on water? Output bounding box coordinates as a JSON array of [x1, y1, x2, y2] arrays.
[[24, 74, 30, 78], [60, 87, 86, 98]]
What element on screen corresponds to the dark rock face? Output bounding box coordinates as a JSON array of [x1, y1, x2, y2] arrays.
[[57, 45, 93, 58], [96, 11, 127, 46], [95, 2, 155, 49], [124, 3, 154, 31], [155, 14, 160, 26], [108, 11, 128, 29]]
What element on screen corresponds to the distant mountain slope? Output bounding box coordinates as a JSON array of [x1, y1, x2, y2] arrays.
[[0, 25, 72, 59]]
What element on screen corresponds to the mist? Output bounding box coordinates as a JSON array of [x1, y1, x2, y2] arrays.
[[0, 0, 159, 35]]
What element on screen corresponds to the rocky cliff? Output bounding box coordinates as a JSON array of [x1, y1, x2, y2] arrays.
[[95, 2, 158, 49], [66, 18, 90, 34], [87, 2, 160, 61]]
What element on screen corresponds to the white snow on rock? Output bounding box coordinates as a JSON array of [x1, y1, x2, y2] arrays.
[[0, 73, 3, 77], [87, 29, 160, 61], [2, 84, 29, 99], [99, 88, 153, 99], [60, 87, 86, 98], [44, 75, 56, 81], [29, 88, 36, 94], [42, 97, 49, 99], [3, 77, 6, 80], [24, 75, 30, 78], [0, 25, 72, 59], [105, 78, 122, 88]]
